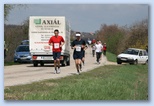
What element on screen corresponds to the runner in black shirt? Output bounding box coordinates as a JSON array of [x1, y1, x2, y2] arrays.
[[71, 32, 86, 75]]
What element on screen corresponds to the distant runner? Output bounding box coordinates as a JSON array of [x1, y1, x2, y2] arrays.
[[103, 43, 107, 56], [82, 44, 88, 66], [95, 40, 103, 64], [91, 44, 96, 57], [71, 32, 86, 75], [48, 29, 65, 74], [99, 41, 103, 60]]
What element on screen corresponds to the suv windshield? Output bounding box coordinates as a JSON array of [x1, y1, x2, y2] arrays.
[[16, 46, 29, 52], [123, 49, 139, 55]]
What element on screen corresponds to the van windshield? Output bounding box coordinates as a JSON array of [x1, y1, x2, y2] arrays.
[[16, 46, 29, 52], [123, 49, 139, 55]]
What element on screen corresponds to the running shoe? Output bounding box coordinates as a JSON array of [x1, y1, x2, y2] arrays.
[[77, 70, 80, 75], [57, 68, 61, 74], [54, 69, 57, 74]]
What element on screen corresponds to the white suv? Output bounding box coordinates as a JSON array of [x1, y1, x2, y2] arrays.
[[117, 48, 148, 65]]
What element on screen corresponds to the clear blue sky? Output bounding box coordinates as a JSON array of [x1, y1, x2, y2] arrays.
[[6, 4, 148, 32]]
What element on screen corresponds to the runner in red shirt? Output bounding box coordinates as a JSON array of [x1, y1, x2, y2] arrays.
[[103, 43, 107, 56], [48, 29, 65, 74]]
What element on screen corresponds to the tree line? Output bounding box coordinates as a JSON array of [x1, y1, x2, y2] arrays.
[[4, 5, 148, 61], [4, 19, 148, 62], [95, 19, 148, 55], [4, 24, 28, 62], [4, 21, 95, 62]]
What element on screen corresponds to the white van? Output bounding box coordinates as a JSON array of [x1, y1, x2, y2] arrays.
[[29, 16, 71, 66]]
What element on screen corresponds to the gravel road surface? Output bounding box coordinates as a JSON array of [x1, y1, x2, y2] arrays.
[[4, 48, 116, 87]]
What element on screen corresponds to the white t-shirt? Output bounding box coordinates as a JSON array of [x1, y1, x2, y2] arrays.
[[95, 44, 103, 52], [92, 45, 96, 50]]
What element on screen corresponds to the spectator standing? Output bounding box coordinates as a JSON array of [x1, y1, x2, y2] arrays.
[[146, 45, 148, 53]]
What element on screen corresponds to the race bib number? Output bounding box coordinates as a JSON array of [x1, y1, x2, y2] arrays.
[[76, 46, 81, 52], [54, 43, 59, 49]]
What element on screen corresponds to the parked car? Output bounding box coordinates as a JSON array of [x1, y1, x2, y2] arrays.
[[21, 40, 29, 45], [117, 48, 148, 65], [14, 45, 32, 63]]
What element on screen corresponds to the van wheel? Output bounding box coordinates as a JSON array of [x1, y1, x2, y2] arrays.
[[61, 59, 67, 66], [40, 62, 44, 66], [67, 60, 70, 66], [33, 61, 38, 67]]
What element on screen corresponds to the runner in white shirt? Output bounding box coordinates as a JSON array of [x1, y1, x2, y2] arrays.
[[95, 40, 103, 64]]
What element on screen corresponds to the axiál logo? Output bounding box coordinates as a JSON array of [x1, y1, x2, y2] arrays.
[[34, 19, 41, 24]]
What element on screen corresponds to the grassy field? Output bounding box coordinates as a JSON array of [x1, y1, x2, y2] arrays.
[[4, 62, 20, 66], [106, 52, 117, 62], [4, 64, 148, 100], [4, 52, 148, 100]]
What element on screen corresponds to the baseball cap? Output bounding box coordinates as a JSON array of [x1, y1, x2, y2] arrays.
[[75, 34, 81, 36]]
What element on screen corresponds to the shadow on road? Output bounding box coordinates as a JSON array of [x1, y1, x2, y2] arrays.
[[27, 64, 55, 67], [69, 73, 78, 75], [45, 72, 56, 74], [26, 64, 70, 67]]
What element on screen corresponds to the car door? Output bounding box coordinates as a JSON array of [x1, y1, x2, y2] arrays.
[[138, 50, 144, 63], [142, 50, 148, 63], [139, 50, 147, 63]]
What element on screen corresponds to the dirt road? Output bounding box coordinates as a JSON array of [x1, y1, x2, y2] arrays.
[[4, 48, 116, 87]]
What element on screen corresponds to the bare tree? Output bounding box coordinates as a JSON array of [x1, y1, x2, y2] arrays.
[[4, 4, 27, 22]]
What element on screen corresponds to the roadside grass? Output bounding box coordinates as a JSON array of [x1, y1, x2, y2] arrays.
[[106, 52, 117, 62], [4, 62, 20, 66], [4, 64, 148, 100]]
